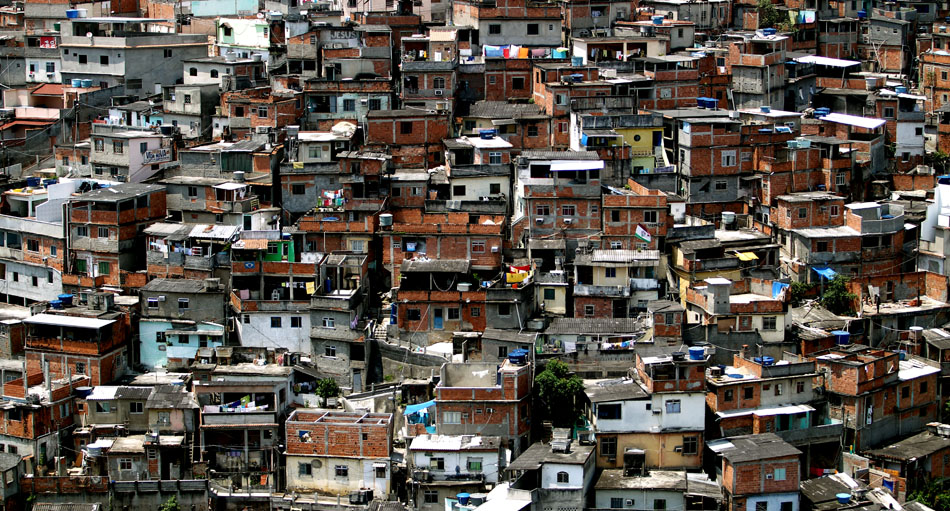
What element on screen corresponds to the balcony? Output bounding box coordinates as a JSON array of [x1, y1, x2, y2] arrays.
[[21, 475, 110, 494], [202, 410, 277, 427], [24, 47, 60, 59], [206, 197, 260, 214], [775, 420, 843, 445], [230, 291, 311, 312], [62, 273, 107, 288], [630, 278, 660, 291], [69, 236, 121, 253], [231, 261, 316, 274], [574, 283, 631, 298]]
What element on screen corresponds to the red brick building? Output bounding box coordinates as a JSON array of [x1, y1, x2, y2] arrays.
[[717, 434, 801, 511], [435, 359, 532, 456], [366, 109, 450, 169]]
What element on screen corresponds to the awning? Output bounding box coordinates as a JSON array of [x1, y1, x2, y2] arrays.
[[772, 281, 789, 299], [373, 462, 388, 468], [795, 55, 861, 68], [491, 119, 517, 126], [213, 182, 246, 190], [813, 266, 838, 279], [550, 160, 605, 171], [736, 252, 759, 261], [404, 399, 436, 415], [820, 112, 886, 130]]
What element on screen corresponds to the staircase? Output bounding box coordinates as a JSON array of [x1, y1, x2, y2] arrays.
[[372, 317, 390, 342], [654, 145, 668, 169]]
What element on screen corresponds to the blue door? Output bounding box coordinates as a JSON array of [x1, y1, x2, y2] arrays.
[[433, 308, 444, 330]]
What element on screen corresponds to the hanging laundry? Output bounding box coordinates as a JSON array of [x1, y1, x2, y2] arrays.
[[519, 47, 529, 58], [531, 48, 547, 57]]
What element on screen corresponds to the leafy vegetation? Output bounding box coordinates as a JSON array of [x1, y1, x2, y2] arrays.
[[908, 477, 950, 511], [789, 281, 816, 307], [821, 275, 857, 316], [159, 496, 181, 511], [315, 378, 341, 405], [535, 360, 585, 428]]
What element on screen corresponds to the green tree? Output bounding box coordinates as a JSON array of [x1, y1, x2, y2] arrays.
[[821, 275, 857, 316], [315, 378, 340, 406], [534, 360, 585, 428], [928, 150, 950, 175], [908, 477, 950, 511], [159, 496, 181, 511], [789, 281, 816, 307], [757, 0, 783, 28]]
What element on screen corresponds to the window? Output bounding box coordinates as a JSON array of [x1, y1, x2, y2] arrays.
[[147, 298, 158, 309], [448, 308, 460, 320], [763, 316, 777, 330], [210, 69, 219, 78], [31, 276, 37, 287], [556, 94, 567, 106], [536, 204, 550, 216], [489, 152, 502, 165], [113, 141, 123, 154], [299, 463, 313, 476], [443, 411, 462, 424], [490, 183, 501, 194], [527, 23, 539, 35], [513, 77, 525, 90], [46, 61, 55, 73], [96, 402, 111, 413], [917, 127, 924, 136], [781, 503, 793, 511], [527, 125, 538, 137], [817, 241, 828, 252], [584, 305, 595, 317], [453, 185, 466, 197], [797, 207, 808, 219], [323, 317, 335, 328], [400, 121, 412, 134], [682, 436, 698, 455], [472, 240, 486, 253], [257, 106, 268, 118], [654, 500, 667, 510], [467, 457, 483, 471], [489, 24, 501, 34], [775, 383, 783, 396], [721, 151, 736, 167], [129, 402, 144, 414], [644, 210, 658, 223], [157, 411, 171, 425], [98, 262, 110, 275], [715, 180, 728, 191], [470, 307, 480, 317], [544, 288, 555, 300], [497, 346, 508, 358], [498, 304, 511, 316], [831, 205, 840, 216], [292, 184, 305, 195], [597, 403, 621, 420], [773, 468, 786, 481], [743, 387, 754, 400], [797, 381, 805, 393], [407, 309, 421, 321], [164, 49, 173, 58], [368, 98, 381, 110], [119, 459, 132, 471], [665, 400, 681, 413], [343, 99, 355, 111], [605, 267, 616, 278], [26, 239, 38, 252], [291, 316, 302, 328], [433, 77, 446, 89], [178, 298, 189, 311], [556, 471, 570, 483], [325, 345, 336, 357], [335, 466, 349, 478], [271, 317, 282, 328], [884, 107, 895, 118], [76, 362, 86, 374], [424, 491, 439, 504], [562, 205, 576, 216], [611, 498, 624, 509], [375, 465, 386, 478], [184, 94, 192, 104]]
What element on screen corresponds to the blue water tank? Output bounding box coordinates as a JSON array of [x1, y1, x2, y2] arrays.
[[81, 79, 93, 88], [58, 294, 73, 306], [571, 56, 583, 66], [836, 494, 851, 504], [688, 346, 705, 360], [50, 299, 63, 310], [761, 356, 775, 366], [762, 28, 777, 36], [71, 79, 82, 87], [753, 357, 763, 364], [26, 177, 41, 187], [858, 10, 867, 18], [896, 86, 908, 94], [832, 330, 850, 345], [66, 9, 79, 18], [457, 494, 471, 506]]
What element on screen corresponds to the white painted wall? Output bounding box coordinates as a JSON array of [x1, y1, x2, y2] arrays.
[[541, 462, 585, 489], [594, 392, 706, 433]]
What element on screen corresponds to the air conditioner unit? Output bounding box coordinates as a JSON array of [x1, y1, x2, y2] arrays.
[[626, 500, 634, 506], [486, 407, 494, 413], [564, 218, 573, 224], [674, 446, 683, 453], [766, 474, 774, 480], [158, 295, 166, 302], [256, 126, 270, 134], [652, 409, 662, 415], [360, 98, 368, 104], [536, 217, 544, 224], [435, 89, 444, 96], [491, 246, 499, 253]]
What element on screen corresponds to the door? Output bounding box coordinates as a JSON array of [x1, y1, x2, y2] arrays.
[[433, 308, 444, 330], [353, 369, 362, 393]]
